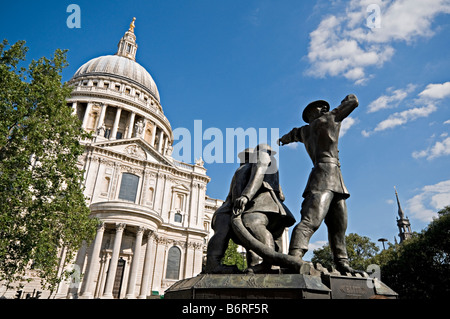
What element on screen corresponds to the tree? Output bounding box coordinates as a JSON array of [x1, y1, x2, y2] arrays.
[[0, 40, 98, 293], [378, 206, 450, 299], [222, 239, 247, 271], [311, 233, 380, 271]]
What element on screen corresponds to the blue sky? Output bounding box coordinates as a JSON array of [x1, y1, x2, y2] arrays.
[[2, 0, 450, 258]]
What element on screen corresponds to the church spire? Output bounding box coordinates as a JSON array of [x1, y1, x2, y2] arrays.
[[116, 17, 138, 61], [394, 187, 412, 243], [394, 186, 405, 219]]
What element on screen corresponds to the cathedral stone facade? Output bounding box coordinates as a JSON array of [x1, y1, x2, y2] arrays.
[[66, 21, 223, 299]]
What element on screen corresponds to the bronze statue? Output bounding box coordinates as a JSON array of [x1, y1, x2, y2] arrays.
[[204, 144, 298, 274], [278, 94, 362, 275], [232, 144, 296, 273], [204, 148, 252, 274]]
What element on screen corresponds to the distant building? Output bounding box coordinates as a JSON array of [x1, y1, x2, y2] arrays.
[[394, 187, 412, 243]]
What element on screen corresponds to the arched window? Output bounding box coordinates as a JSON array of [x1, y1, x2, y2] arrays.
[[118, 173, 139, 202], [165, 246, 181, 280]]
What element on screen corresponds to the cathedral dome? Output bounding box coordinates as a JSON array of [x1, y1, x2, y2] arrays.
[[68, 18, 174, 150], [72, 54, 160, 102], [71, 17, 160, 102]]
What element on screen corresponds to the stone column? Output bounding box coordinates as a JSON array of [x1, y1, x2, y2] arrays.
[[153, 173, 165, 215], [150, 123, 157, 147], [126, 111, 136, 139], [82, 102, 93, 130], [96, 103, 107, 132], [138, 231, 154, 299], [152, 239, 168, 294], [196, 184, 206, 227], [158, 130, 164, 153], [160, 175, 172, 221], [189, 183, 199, 227], [192, 243, 204, 277], [163, 136, 169, 155], [67, 241, 87, 298], [139, 170, 149, 206], [102, 223, 126, 298], [110, 107, 122, 140], [71, 101, 77, 116], [95, 253, 110, 298], [79, 222, 105, 299], [125, 226, 144, 299], [54, 247, 69, 298]]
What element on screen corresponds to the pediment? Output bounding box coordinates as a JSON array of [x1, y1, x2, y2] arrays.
[[171, 182, 190, 193], [123, 144, 147, 160], [91, 137, 174, 167]]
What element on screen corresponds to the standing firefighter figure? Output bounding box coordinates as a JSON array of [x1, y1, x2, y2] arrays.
[[278, 94, 362, 274]]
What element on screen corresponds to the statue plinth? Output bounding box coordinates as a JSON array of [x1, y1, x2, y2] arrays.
[[321, 274, 397, 299], [164, 273, 331, 299], [164, 272, 397, 299]]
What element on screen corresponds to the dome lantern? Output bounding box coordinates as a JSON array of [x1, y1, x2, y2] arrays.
[[116, 17, 138, 61], [70, 17, 160, 102]]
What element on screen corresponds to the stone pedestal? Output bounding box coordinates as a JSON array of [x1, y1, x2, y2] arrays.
[[164, 273, 398, 299], [164, 273, 331, 299], [321, 274, 397, 299]]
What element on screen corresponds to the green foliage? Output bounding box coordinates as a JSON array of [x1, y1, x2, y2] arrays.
[[0, 39, 99, 292], [221, 239, 247, 271], [377, 206, 450, 299], [311, 233, 380, 271], [311, 243, 333, 269]]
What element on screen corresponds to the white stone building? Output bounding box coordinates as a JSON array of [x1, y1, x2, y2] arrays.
[[64, 21, 225, 299]]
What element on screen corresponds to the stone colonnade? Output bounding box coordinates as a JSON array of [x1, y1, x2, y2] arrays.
[[76, 221, 203, 299], [73, 101, 168, 154]]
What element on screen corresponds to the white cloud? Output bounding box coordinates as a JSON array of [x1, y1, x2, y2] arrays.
[[286, 142, 298, 150], [412, 136, 450, 160], [361, 129, 371, 137], [247, 7, 262, 26], [308, 240, 328, 251], [362, 79, 450, 136], [411, 149, 428, 159], [306, 0, 450, 84], [418, 82, 450, 99], [376, 104, 436, 130], [367, 84, 416, 113], [340, 116, 358, 137], [352, 0, 450, 43], [362, 103, 437, 136], [406, 179, 450, 222], [306, 14, 393, 84]]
